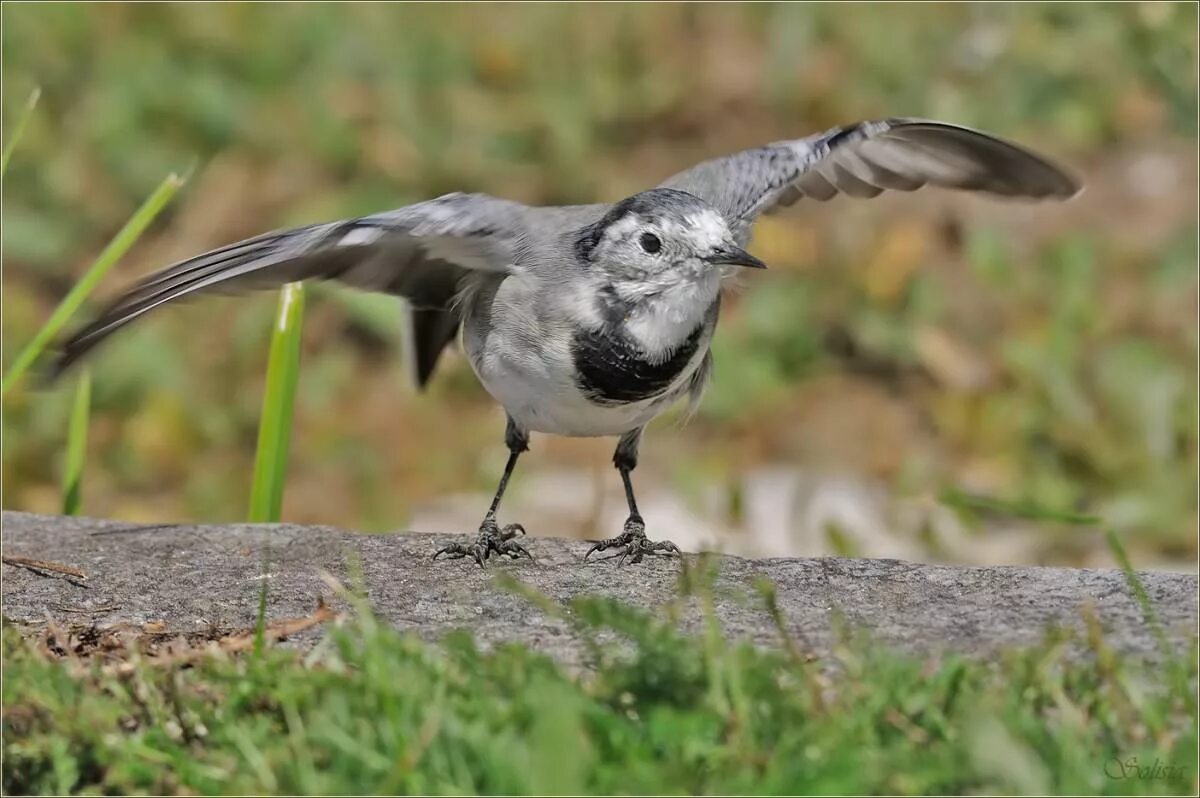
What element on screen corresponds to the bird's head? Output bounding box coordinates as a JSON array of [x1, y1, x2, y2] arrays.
[[574, 188, 766, 288]]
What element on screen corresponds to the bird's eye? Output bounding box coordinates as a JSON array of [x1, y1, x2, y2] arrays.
[[639, 232, 662, 254]]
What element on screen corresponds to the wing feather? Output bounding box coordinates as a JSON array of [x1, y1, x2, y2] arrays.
[[660, 118, 1080, 241], [54, 192, 526, 383]]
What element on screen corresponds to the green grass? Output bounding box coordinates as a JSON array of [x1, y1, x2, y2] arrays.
[[1, 92, 189, 522], [1, 170, 187, 397], [60, 368, 90, 515], [1, 82, 304, 524], [0, 86, 38, 177], [3, 571, 1195, 796], [939, 487, 1104, 526], [247, 282, 306, 523]]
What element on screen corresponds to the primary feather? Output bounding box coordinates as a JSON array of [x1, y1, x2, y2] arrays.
[[660, 118, 1080, 243]]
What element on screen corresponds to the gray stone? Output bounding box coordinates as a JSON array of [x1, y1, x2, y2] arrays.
[[2, 511, 1195, 667]]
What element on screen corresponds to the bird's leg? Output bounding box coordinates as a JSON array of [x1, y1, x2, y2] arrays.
[[585, 428, 681, 565], [433, 418, 533, 567]]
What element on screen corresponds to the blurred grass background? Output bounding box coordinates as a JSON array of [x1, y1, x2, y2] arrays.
[[2, 3, 1196, 567]]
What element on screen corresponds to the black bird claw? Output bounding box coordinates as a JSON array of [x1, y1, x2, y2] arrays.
[[584, 517, 680, 565], [433, 521, 532, 567]]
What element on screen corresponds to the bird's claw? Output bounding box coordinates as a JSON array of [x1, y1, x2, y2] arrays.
[[433, 521, 532, 567], [584, 516, 680, 565]]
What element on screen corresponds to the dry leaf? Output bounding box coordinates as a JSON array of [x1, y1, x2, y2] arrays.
[[914, 326, 995, 391]]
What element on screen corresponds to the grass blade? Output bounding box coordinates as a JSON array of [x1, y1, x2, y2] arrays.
[[939, 488, 1101, 526], [248, 282, 306, 522], [1104, 528, 1169, 655], [61, 369, 92, 515], [0, 86, 40, 178], [1, 170, 188, 396]]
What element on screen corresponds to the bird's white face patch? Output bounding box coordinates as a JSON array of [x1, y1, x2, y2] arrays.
[[600, 208, 731, 271], [678, 210, 729, 251], [602, 213, 643, 242], [632, 209, 728, 254]]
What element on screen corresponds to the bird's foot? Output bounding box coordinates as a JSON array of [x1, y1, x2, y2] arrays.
[[584, 515, 680, 565], [433, 519, 532, 567]]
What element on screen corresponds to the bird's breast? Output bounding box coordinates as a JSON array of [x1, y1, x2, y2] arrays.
[[570, 307, 712, 407], [463, 272, 717, 436]]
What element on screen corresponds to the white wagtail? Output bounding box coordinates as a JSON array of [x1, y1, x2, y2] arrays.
[[55, 118, 1079, 566]]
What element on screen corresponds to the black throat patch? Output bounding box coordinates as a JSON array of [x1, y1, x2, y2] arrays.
[[571, 315, 707, 406]]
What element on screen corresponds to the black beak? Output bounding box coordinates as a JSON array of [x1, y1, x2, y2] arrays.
[[705, 244, 768, 270]]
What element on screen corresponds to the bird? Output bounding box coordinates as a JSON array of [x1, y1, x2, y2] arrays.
[[53, 118, 1080, 566]]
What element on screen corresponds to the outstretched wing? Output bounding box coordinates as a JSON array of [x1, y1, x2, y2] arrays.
[[54, 192, 528, 385], [659, 118, 1080, 242]]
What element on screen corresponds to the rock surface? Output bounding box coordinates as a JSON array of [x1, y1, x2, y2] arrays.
[[2, 511, 1196, 666]]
